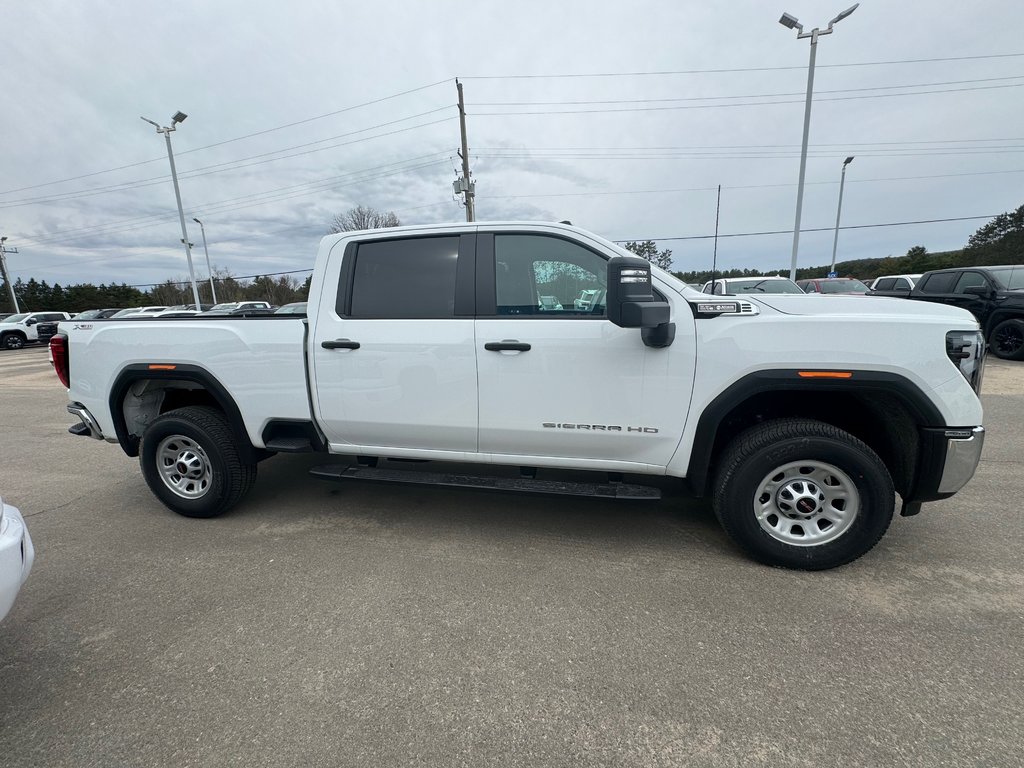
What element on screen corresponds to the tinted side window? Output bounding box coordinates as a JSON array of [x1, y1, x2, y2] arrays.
[[953, 271, 988, 294], [493, 235, 607, 317], [875, 278, 896, 290], [893, 278, 910, 290], [919, 273, 956, 293], [348, 236, 459, 319]]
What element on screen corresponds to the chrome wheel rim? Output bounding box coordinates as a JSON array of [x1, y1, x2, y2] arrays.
[[753, 460, 860, 547], [156, 434, 213, 499]]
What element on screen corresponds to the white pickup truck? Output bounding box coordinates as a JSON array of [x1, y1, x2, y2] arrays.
[[1, 311, 72, 350], [51, 222, 987, 570]]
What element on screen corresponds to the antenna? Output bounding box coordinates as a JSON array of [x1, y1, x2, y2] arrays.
[[710, 185, 722, 295]]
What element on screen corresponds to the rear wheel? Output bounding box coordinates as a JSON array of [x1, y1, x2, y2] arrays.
[[713, 419, 894, 570], [140, 406, 257, 518], [989, 318, 1024, 360]]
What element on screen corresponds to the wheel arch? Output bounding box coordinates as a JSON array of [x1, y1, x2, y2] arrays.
[[109, 364, 259, 462], [685, 370, 944, 499]]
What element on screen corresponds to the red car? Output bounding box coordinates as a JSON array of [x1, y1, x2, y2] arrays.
[[796, 277, 871, 295]]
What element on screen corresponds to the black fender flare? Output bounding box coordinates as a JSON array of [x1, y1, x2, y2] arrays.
[[685, 369, 946, 497], [108, 363, 256, 460]]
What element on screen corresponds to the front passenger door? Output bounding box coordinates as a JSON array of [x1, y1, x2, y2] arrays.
[[474, 232, 694, 469]]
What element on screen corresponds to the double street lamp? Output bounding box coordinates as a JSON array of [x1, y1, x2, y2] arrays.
[[141, 111, 202, 310], [779, 3, 859, 280], [192, 217, 218, 304]]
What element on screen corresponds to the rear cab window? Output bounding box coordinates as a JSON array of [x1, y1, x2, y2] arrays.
[[340, 236, 463, 319]]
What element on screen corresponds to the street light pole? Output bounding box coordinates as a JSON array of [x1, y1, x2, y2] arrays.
[[779, 4, 859, 281], [141, 112, 202, 310], [192, 217, 217, 304], [829, 156, 855, 274]]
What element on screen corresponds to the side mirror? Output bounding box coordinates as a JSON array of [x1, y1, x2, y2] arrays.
[[962, 285, 992, 298], [606, 256, 669, 328], [25, 318, 37, 326], [606, 256, 674, 348]]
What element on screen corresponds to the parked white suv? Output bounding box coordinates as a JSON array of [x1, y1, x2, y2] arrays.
[[869, 274, 923, 291], [0, 311, 72, 350], [701, 276, 805, 295]]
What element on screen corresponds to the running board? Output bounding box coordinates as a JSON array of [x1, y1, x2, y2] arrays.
[[309, 464, 661, 500]]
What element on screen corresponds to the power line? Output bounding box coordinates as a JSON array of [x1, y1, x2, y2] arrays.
[[615, 215, 999, 243], [473, 82, 1024, 116], [0, 111, 456, 209], [128, 268, 313, 289], [0, 79, 452, 197], [461, 52, 1024, 79], [472, 75, 1024, 105], [477, 168, 1024, 202], [18, 156, 454, 251]]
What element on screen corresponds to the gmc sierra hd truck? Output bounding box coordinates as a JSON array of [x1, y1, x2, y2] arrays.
[[51, 222, 987, 570]]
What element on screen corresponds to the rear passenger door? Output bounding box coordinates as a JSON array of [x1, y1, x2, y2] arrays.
[[311, 233, 479, 453]]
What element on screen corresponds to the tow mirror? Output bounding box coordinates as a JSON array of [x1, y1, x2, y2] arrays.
[[606, 256, 674, 347]]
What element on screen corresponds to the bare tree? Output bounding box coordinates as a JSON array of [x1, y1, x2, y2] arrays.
[[328, 205, 402, 233]]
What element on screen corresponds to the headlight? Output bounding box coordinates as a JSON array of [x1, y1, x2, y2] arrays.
[[946, 330, 986, 394]]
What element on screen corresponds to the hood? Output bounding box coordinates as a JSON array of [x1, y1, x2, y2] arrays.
[[750, 294, 978, 324]]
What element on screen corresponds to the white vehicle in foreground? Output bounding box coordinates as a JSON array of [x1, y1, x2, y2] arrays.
[[0, 497, 34, 622], [51, 222, 986, 570]]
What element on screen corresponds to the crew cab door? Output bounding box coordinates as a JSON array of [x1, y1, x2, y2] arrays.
[[474, 231, 695, 469], [914, 270, 992, 323], [311, 233, 479, 452]]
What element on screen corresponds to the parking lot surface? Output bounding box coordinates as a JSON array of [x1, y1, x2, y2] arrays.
[[1, 345, 1022, 767]]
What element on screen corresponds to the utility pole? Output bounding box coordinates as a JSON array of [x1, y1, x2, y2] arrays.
[[0, 236, 20, 313], [455, 79, 476, 222]]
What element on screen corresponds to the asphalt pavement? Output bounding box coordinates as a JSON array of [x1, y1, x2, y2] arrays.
[[1, 345, 1021, 767]]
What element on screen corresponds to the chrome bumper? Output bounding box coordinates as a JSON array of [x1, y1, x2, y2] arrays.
[[937, 426, 985, 494], [67, 403, 104, 440]]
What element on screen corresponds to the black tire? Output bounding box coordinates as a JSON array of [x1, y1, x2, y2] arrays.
[[989, 318, 1024, 361], [713, 418, 895, 570], [1, 332, 26, 350], [139, 406, 257, 518]]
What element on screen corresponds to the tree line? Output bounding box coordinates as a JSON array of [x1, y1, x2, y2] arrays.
[[670, 203, 1024, 285]]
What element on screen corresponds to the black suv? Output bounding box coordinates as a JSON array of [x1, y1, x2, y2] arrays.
[[905, 266, 1024, 360]]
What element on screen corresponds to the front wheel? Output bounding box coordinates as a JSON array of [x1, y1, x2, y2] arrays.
[[713, 419, 894, 570], [990, 318, 1024, 360], [140, 406, 257, 518], [1, 333, 26, 350]]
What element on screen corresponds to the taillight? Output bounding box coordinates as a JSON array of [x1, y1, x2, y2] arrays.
[[50, 334, 70, 388]]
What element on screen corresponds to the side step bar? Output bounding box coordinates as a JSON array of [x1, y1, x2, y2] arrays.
[[309, 464, 661, 500]]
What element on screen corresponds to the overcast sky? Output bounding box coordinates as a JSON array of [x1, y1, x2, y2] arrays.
[[2, 0, 1022, 292]]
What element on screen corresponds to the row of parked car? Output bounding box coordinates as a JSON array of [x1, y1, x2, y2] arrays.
[[696, 265, 1024, 360], [0, 302, 309, 350]]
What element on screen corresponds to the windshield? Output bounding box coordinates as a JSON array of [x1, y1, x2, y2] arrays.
[[821, 280, 870, 294], [726, 279, 804, 294], [2, 313, 28, 323], [986, 266, 1024, 290]]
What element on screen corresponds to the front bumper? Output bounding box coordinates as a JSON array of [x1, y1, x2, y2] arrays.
[[0, 499, 35, 622], [901, 426, 985, 515]]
